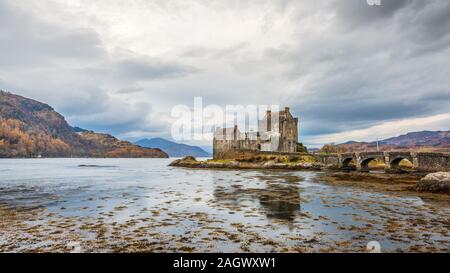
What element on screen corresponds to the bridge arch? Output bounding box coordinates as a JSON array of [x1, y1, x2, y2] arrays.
[[341, 157, 356, 170], [388, 155, 414, 172], [339, 154, 357, 170], [359, 157, 375, 172], [356, 152, 386, 172]]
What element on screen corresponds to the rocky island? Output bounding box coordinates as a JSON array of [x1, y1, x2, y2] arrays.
[[169, 155, 323, 170]]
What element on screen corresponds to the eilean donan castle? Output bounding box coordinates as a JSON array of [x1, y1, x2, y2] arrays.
[[213, 107, 298, 159]]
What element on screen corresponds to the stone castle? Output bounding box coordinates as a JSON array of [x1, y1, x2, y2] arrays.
[[213, 107, 299, 159]]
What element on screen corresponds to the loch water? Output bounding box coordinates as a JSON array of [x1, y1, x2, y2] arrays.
[[0, 158, 448, 252]]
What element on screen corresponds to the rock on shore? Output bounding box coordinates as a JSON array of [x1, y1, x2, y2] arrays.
[[169, 156, 323, 170], [417, 172, 450, 193]]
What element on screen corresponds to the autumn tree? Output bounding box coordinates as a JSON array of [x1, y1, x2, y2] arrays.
[[320, 143, 337, 154]]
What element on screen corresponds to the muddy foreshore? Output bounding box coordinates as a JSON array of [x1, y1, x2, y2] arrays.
[[1, 169, 449, 253]]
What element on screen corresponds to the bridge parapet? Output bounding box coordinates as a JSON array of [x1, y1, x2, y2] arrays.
[[356, 152, 385, 159], [414, 152, 450, 172], [315, 154, 340, 167]]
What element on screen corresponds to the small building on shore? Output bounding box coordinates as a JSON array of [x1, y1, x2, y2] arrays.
[[213, 107, 299, 159]]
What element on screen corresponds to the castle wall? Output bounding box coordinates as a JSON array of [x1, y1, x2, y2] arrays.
[[213, 139, 264, 159], [213, 147, 307, 161], [213, 107, 299, 159]]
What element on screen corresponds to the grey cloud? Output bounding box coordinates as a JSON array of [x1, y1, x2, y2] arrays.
[[55, 87, 110, 116], [116, 86, 146, 94], [262, 0, 450, 141], [333, 0, 450, 46], [0, 0, 196, 137], [295, 70, 450, 137], [181, 43, 249, 59], [0, 1, 105, 67], [1, 0, 450, 144], [77, 58, 197, 86], [70, 101, 151, 135], [401, 1, 450, 43], [114, 58, 197, 82], [333, 0, 411, 28]]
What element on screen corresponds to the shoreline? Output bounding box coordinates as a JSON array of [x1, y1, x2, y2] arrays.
[[168, 156, 324, 171], [168, 156, 416, 173], [169, 157, 450, 195]]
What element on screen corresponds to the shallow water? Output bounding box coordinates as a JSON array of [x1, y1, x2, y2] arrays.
[[0, 158, 448, 252]]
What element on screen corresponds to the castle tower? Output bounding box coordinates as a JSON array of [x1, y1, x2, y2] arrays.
[[266, 110, 272, 132]]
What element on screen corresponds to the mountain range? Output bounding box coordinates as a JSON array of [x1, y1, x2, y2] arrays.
[[0, 90, 168, 158], [135, 138, 211, 157], [335, 131, 450, 152]]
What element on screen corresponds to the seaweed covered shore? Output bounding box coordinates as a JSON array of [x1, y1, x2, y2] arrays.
[[1, 170, 449, 253], [169, 156, 323, 171]]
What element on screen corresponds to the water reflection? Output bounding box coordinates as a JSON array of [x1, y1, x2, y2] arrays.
[[213, 172, 302, 224], [258, 182, 301, 221]]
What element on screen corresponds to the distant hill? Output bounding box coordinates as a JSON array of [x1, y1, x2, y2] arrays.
[[381, 131, 450, 147], [72, 126, 89, 133], [135, 138, 211, 157], [0, 90, 168, 158], [335, 130, 450, 152], [200, 145, 213, 154]]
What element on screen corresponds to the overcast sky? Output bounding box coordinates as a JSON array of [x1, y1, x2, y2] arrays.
[[1, 0, 450, 147]]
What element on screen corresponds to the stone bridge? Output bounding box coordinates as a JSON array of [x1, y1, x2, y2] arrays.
[[316, 152, 450, 173]]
